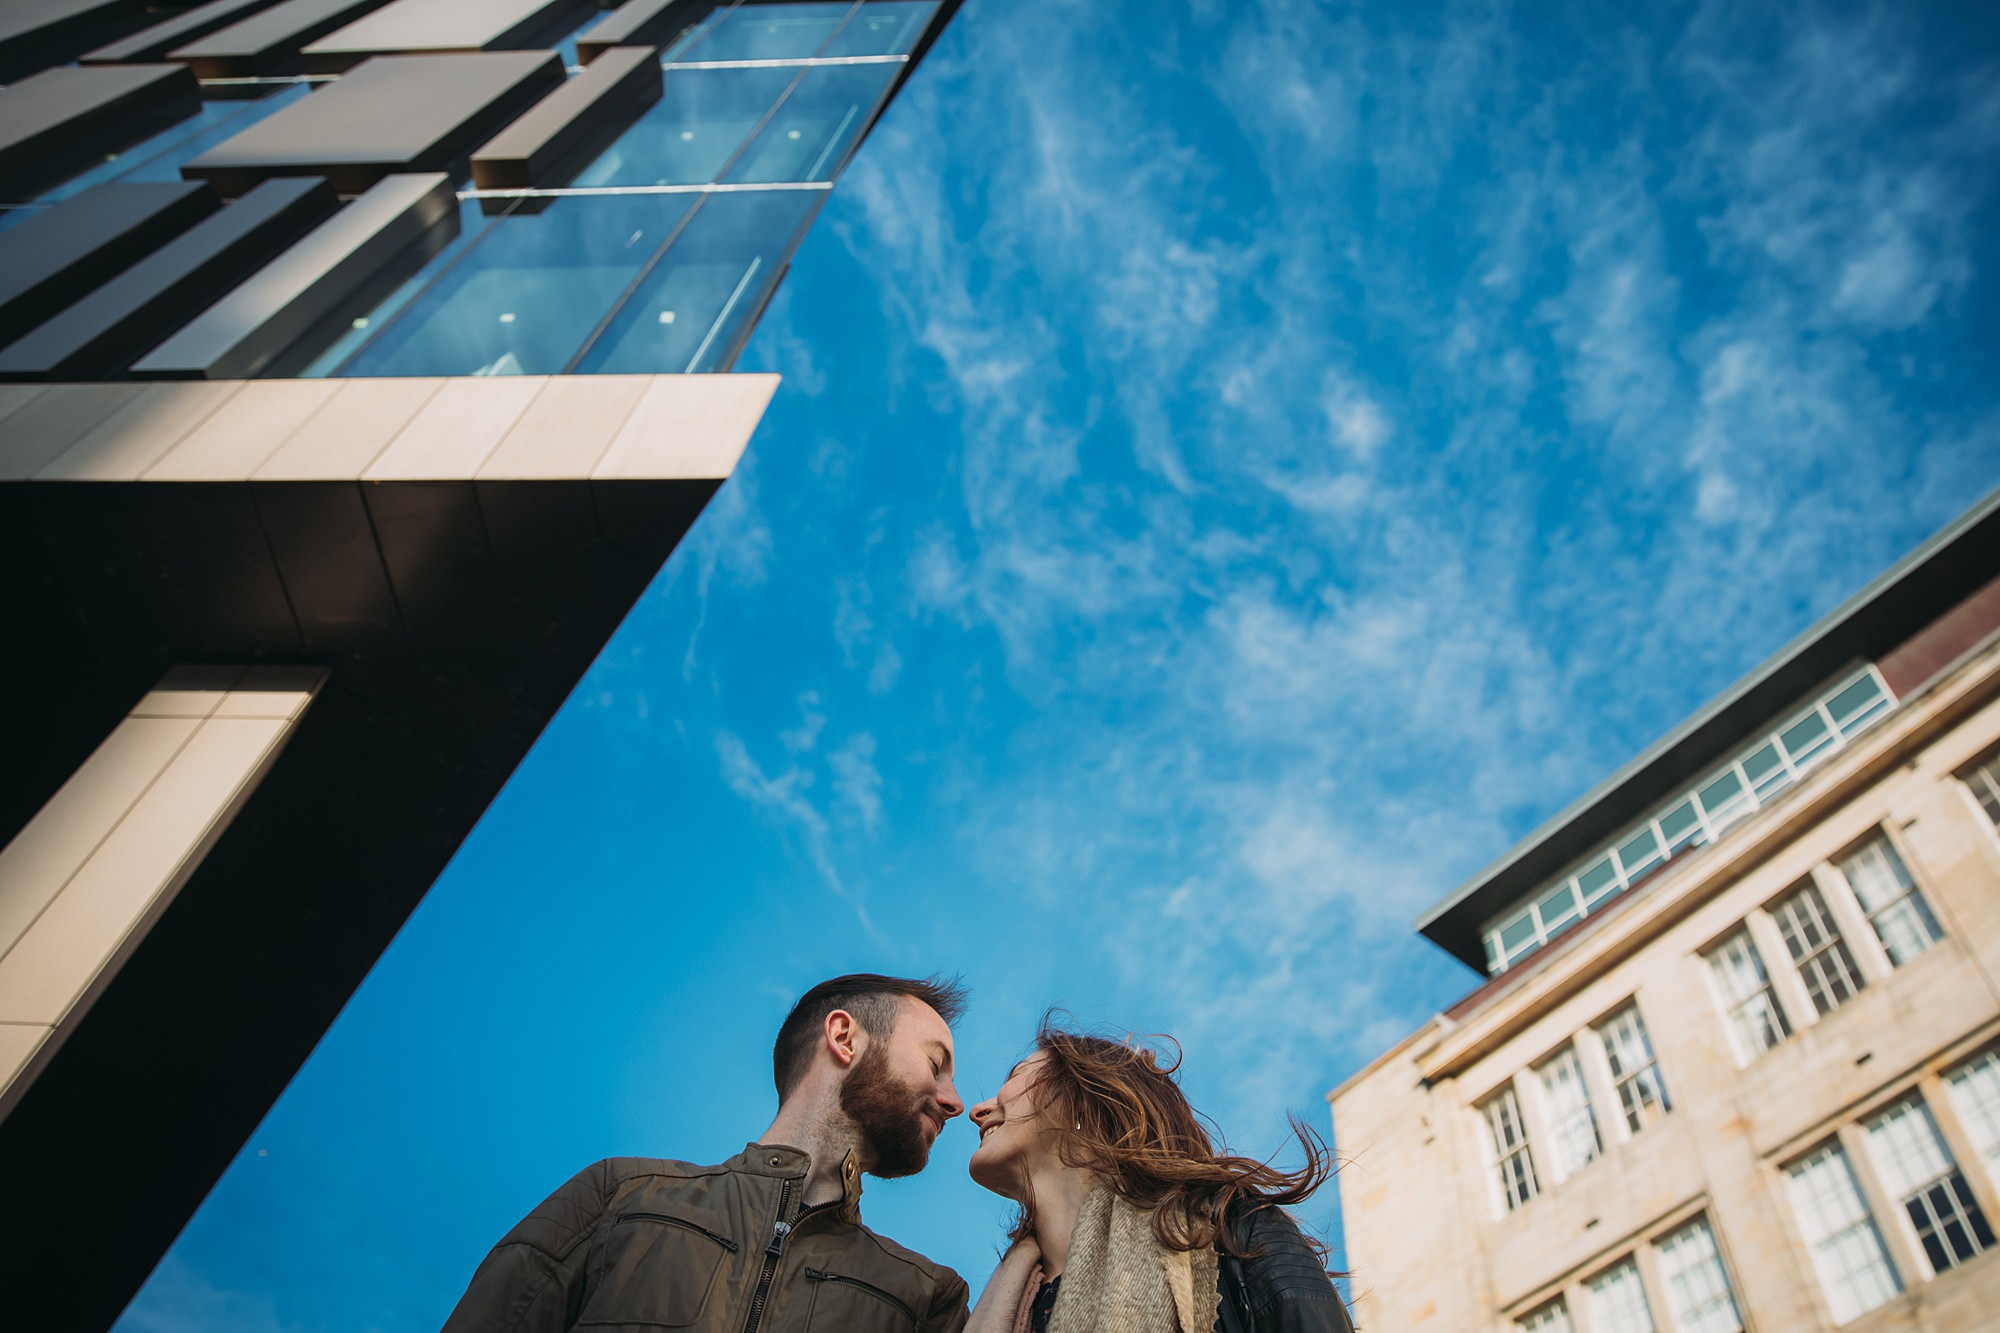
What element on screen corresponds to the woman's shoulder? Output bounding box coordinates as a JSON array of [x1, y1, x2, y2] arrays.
[[1219, 1202, 1354, 1332]]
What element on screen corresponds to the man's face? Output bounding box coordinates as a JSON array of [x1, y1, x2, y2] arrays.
[[838, 995, 963, 1178]]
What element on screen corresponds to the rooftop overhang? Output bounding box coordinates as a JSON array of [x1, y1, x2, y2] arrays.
[[1417, 485, 2000, 974], [0, 372, 774, 1332]]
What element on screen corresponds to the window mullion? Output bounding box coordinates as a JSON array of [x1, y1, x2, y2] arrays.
[[1811, 862, 1892, 982], [1747, 909, 1815, 1034], [1575, 1028, 1625, 1147], [1842, 1121, 1926, 1284]]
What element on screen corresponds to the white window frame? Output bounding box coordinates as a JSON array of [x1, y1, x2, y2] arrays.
[[1534, 1044, 1602, 1181], [1704, 928, 1792, 1065], [1654, 1215, 1743, 1333], [1865, 1095, 1996, 1278], [1770, 880, 1867, 1017], [1482, 1083, 1540, 1215], [1833, 832, 1944, 968], [1584, 1255, 1657, 1333], [1945, 1049, 2000, 1191], [1594, 1002, 1672, 1137], [1784, 1141, 1903, 1323]]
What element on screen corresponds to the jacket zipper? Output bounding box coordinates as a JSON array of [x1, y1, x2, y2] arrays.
[[739, 1178, 792, 1333], [804, 1268, 919, 1326], [614, 1212, 740, 1252]]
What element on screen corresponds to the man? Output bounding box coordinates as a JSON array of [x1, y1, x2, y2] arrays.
[[441, 974, 972, 1332]]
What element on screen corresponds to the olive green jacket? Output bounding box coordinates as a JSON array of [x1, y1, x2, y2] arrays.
[[440, 1145, 970, 1333]]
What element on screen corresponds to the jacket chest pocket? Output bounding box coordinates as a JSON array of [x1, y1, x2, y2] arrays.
[[803, 1267, 920, 1333], [578, 1212, 739, 1328]]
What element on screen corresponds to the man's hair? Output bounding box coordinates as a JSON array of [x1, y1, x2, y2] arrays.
[[773, 973, 969, 1100]]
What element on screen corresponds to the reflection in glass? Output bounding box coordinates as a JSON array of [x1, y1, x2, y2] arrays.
[[335, 194, 697, 377], [305, 197, 499, 376], [575, 67, 794, 186], [578, 190, 817, 374], [34, 85, 312, 205], [726, 64, 896, 183], [821, 0, 936, 56], [679, 2, 851, 60]]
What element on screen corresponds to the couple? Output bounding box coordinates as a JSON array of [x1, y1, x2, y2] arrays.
[[440, 973, 1353, 1333]]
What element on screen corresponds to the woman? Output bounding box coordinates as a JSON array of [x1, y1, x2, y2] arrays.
[[963, 1017, 1355, 1333]]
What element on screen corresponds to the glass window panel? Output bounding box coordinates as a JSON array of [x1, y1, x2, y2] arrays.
[[1596, 1004, 1671, 1134], [337, 194, 696, 377], [1780, 710, 1835, 767], [1659, 800, 1705, 853], [578, 189, 817, 374], [1537, 882, 1581, 935], [1837, 835, 1942, 966], [1482, 1086, 1538, 1213], [33, 85, 312, 205], [1585, 1258, 1655, 1333], [1946, 1051, 2000, 1186], [1697, 770, 1749, 829], [725, 62, 896, 183], [1965, 757, 2000, 829], [1617, 827, 1664, 882], [1741, 742, 1789, 798], [680, 2, 852, 60], [1516, 1299, 1573, 1333], [1498, 911, 1539, 955], [1655, 1217, 1742, 1333], [820, 0, 936, 55], [1536, 1045, 1600, 1179], [1706, 929, 1790, 1063], [576, 67, 797, 186], [1578, 857, 1619, 906], [1866, 1098, 1994, 1276], [307, 196, 498, 376], [1786, 1145, 1901, 1322], [1772, 883, 1865, 1017], [1827, 673, 1889, 733]]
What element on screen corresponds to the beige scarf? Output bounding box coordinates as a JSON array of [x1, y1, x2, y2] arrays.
[[967, 1189, 1220, 1333]]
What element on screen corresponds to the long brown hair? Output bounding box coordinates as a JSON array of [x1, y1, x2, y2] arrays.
[[1007, 1014, 1335, 1260]]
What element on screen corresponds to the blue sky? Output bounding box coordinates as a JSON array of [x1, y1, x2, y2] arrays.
[[120, 0, 2000, 1327]]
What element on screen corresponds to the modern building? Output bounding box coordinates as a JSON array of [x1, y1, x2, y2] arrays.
[[0, 2, 958, 1328], [1331, 491, 2000, 1333]]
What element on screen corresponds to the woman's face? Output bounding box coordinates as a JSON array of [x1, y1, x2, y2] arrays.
[[967, 1051, 1056, 1197]]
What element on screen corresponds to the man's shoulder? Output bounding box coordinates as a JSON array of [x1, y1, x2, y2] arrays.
[[590, 1154, 733, 1185], [848, 1221, 967, 1291]]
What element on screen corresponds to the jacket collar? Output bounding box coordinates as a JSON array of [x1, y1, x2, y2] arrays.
[[737, 1142, 865, 1224]]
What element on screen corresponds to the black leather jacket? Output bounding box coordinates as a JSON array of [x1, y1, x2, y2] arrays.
[[1216, 1204, 1357, 1333]]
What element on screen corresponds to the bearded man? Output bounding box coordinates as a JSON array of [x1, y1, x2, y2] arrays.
[[440, 974, 971, 1333]]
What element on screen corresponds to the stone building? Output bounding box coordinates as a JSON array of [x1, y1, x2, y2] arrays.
[[1331, 490, 2000, 1332]]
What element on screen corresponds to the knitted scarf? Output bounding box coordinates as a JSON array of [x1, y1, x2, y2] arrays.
[[966, 1189, 1221, 1333]]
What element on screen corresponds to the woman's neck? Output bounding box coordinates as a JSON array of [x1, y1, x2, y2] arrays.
[[1024, 1163, 1100, 1278]]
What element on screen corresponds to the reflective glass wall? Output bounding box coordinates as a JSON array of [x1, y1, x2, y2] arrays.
[[314, 0, 935, 378]]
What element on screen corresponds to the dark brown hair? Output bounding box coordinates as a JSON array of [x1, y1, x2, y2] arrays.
[[773, 973, 970, 1099], [1009, 1014, 1335, 1259]]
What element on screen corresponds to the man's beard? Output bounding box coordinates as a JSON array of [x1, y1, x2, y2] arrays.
[[839, 1043, 936, 1179]]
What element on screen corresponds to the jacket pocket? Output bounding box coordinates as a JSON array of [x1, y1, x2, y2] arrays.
[[576, 1212, 738, 1327], [803, 1267, 920, 1332]]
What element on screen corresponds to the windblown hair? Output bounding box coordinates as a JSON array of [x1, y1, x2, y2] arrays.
[[772, 973, 970, 1100], [1009, 1014, 1335, 1260]]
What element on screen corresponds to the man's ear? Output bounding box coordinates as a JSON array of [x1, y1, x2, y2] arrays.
[[823, 1009, 862, 1070]]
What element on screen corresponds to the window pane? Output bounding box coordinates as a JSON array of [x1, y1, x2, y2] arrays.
[[309, 196, 497, 376], [1866, 1097, 1994, 1276], [1741, 742, 1789, 799], [1946, 1051, 2000, 1185], [1597, 1004, 1671, 1134], [1655, 1217, 1742, 1333], [577, 190, 818, 374], [1697, 770, 1749, 829], [337, 194, 696, 377], [1827, 673, 1889, 734], [1966, 758, 2000, 829], [1771, 883, 1865, 1017], [725, 63, 897, 182], [1578, 857, 1619, 905], [1585, 1258, 1655, 1333], [1617, 827, 1664, 882], [576, 67, 796, 186], [1516, 1299, 1573, 1333], [1482, 1087, 1539, 1213], [1536, 1046, 1600, 1178], [1537, 882, 1581, 934], [1706, 930, 1789, 1062], [821, 0, 936, 55], [1659, 800, 1705, 853], [1780, 710, 1835, 767], [1785, 1145, 1901, 1322], [680, 2, 852, 60], [1837, 836, 1942, 965]]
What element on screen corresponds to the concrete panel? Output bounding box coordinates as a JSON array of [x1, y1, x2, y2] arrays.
[[594, 371, 777, 479], [0, 382, 141, 477], [143, 379, 340, 478], [37, 380, 242, 480], [134, 665, 255, 717], [471, 45, 661, 190], [0, 386, 48, 430], [83, 0, 289, 64], [167, 0, 397, 78], [0, 64, 201, 203], [0, 716, 292, 1026], [0, 0, 152, 83], [132, 174, 457, 381], [181, 51, 565, 197], [478, 373, 648, 478], [576, 0, 702, 64], [0, 182, 219, 344], [0, 716, 198, 961], [0, 1023, 49, 1090], [0, 177, 339, 382], [303, 0, 594, 73], [364, 375, 549, 478], [251, 374, 440, 478]]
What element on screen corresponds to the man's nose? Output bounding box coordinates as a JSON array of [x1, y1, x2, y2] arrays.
[[936, 1079, 966, 1120]]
